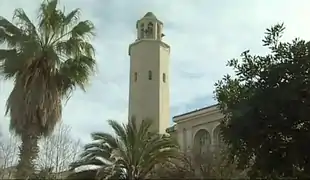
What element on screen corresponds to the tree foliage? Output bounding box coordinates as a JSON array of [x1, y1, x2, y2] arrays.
[[215, 23, 310, 178], [70, 119, 181, 180], [0, 0, 96, 178], [148, 157, 196, 179], [192, 146, 246, 179], [150, 146, 247, 179]]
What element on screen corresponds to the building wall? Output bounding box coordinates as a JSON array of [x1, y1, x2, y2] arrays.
[[171, 105, 223, 154]]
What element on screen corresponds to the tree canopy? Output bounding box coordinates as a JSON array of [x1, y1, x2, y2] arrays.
[[215, 23, 310, 178]]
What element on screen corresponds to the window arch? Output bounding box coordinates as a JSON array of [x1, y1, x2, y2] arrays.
[[148, 70, 152, 80], [157, 23, 161, 39], [193, 129, 211, 155], [134, 72, 138, 82], [163, 73, 166, 83], [147, 22, 154, 38], [140, 23, 144, 38]]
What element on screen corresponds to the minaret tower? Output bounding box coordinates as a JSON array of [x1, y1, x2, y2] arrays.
[[128, 12, 170, 134]]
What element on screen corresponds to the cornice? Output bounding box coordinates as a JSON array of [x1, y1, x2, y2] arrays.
[[173, 105, 221, 124], [128, 39, 170, 55]]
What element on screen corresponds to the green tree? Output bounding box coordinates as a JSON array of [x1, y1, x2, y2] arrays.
[[215, 23, 310, 178], [0, 0, 96, 178], [194, 146, 247, 179], [148, 157, 196, 179], [70, 119, 180, 180], [151, 146, 247, 179]]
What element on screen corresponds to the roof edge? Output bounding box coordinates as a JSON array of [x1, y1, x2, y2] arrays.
[[173, 103, 219, 119]]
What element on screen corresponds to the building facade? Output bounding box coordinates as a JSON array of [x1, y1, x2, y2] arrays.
[[128, 12, 223, 155], [167, 105, 223, 155]]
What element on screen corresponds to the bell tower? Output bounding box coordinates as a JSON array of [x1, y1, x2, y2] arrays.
[[128, 12, 170, 134]]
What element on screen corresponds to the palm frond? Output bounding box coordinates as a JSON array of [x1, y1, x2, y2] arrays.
[[13, 8, 39, 39], [137, 119, 153, 140], [91, 132, 118, 148], [96, 164, 127, 180], [80, 145, 111, 160], [55, 38, 94, 59], [57, 54, 96, 98], [70, 158, 104, 170], [107, 120, 128, 146], [140, 150, 181, 178], [0, 16, 28, 48], [37, 0, 60, 43], [0, 49, 20, 79], [83, 141, 110, 151], [70, 20, 95, 40], [63, 8, 81, 27], [73, 119, 181, 179]]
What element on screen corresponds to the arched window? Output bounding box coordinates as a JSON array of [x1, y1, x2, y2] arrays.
[[163, 73, 166, 83], [199, 133, 208, 146], [134, 72, 138, 82], [157, 23, 161, 39], [194, 129, 211, 155], [147, 22, 154, 38], [148, 70, 152, 80], [140, 23, 144, 38]]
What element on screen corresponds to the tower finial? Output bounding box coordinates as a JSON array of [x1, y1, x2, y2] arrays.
[[144, 12, 157, 19], [135, 12, 164, 41]]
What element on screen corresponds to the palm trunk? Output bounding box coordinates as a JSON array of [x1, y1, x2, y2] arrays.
[[15, 132, 40, 179]]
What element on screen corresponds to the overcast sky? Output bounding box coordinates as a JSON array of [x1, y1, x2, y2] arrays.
[[1, 0, 310, 143]]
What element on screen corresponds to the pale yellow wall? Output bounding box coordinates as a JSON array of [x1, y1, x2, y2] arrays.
[[159, 45, 170, 133], [172, 105, 223, 153], [128, 13, 170, 134]]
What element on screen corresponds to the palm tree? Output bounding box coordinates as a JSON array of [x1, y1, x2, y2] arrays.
[[70, 119, 181, 180], [0, 0, 96, 178]]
